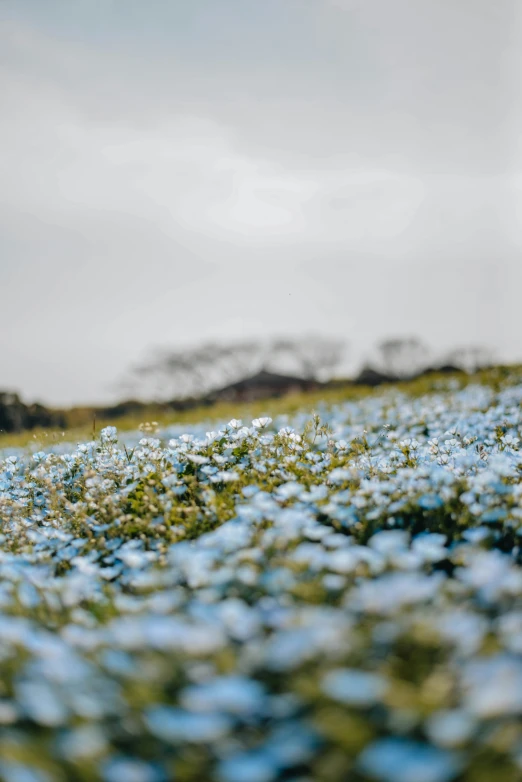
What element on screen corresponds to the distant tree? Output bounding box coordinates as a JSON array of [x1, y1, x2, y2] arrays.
[[124, 335, 346, 401], [0, 392, 64, 433], [269, 335, 345, 380], [0, 392, 27, 433], [131, 348, 195, 400], [374, 337, 430, 379], [444, 345, 495, 374], [127, 340, 265, 401]]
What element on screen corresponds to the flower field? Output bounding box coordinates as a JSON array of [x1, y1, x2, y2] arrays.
[[0, 371, 522, 781]]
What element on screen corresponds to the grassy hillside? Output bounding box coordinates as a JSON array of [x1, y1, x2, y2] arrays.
[[0, 364, 521, 780]]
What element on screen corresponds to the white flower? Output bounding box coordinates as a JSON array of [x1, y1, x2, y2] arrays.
[[186, 454, 209, 465], [252, 417, 272, 429], [100, 426, 118, 443]]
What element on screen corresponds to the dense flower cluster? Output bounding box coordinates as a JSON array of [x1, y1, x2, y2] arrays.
[[0, 375, 521, 781]]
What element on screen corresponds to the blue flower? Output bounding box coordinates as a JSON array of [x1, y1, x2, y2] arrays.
[[102, 758, 165, 782], [217, 752, 277, 782], [322, 668, 387, 706], [358, 738, 461, 782], [181, 675, 267, 716], [145, 706, 231, 742]]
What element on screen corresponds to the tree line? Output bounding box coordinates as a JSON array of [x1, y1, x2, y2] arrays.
[[0, 336, 496, 434], [123, 335, 494, 401]]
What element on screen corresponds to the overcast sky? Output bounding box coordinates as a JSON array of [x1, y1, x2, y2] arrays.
[[1, 0, 520, 405]]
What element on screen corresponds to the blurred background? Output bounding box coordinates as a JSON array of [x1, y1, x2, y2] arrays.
[[0, 0, 520, 418]]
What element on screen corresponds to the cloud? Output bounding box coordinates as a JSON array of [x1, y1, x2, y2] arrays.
[[0, 19, 427, 251]]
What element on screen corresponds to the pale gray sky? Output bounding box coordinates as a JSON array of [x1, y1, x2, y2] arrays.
[[0, 0, 520, 405]]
